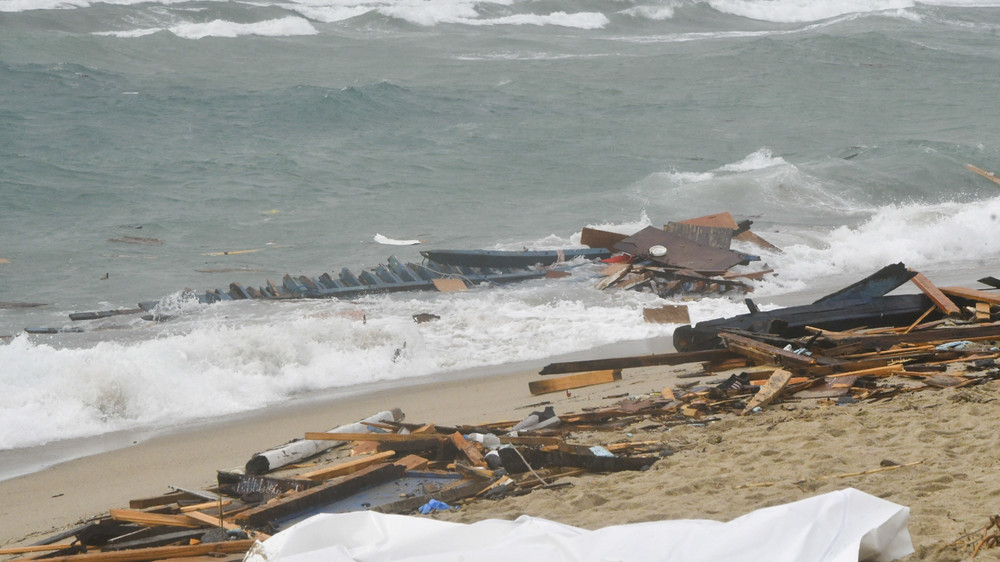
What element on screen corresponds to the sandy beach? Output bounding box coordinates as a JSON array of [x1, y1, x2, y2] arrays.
[[2, 355, 999, 561]]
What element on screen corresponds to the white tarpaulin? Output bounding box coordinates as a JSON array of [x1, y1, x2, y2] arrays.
[[244, 488, 913, 562]]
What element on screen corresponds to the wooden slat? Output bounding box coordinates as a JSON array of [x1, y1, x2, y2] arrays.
[[34, 539, 255, 562], [183, 509, 242, 531], [298, 451, 397, 481], [108, 509, 201, 528], [528, 369, 622, 396], [0, 544, 79, 555], [909, 272, 961, 316], [966, 163, 1000, 187], [940, 286, 1000, 306]]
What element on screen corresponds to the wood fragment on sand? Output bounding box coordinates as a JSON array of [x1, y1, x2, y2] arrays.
[[528, 369, 622, 396]]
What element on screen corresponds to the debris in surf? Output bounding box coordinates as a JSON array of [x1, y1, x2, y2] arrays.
[[107, 236, 164, 245]]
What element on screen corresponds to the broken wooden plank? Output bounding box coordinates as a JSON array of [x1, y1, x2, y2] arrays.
[[35, 539, 256, 562], [642, 305, 690, 324], [742, 369, 792, 415], [940, 286, 1000, 306], [528, 369, 622, 396], [909, 272, 961, 316], [298, 451, 397, 481], [539, 348, 737, 375], [108, 509, 201, 529], [966, 163, 1000, 188], [234, 463, 405, 528]]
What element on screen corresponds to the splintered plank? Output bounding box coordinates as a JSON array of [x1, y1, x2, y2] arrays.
[[909, 272, 961, 316], [108, 509, 201, 528], [742, 369, 792, 415], [432, 278, 468, 292], [939, 286, 1000, 306], [642, 305, 690, 324], [234, 463, 405, 527], [35, 540, 256, 562], [528, 369, 622, 395], [298, 451, 397, 481]]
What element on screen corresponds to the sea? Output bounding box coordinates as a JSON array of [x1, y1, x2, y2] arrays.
[[2, 0, 1000, 480]]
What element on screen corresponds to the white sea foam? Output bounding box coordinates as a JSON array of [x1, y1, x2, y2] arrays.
[[706, 0, 916, 23], [620, 4, 677, 20], [0, 274, 728, 453]]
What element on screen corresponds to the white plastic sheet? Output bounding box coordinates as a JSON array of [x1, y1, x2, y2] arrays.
[[244, 488, 912, 562]]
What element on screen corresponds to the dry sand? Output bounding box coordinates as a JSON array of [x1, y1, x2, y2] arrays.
[[2, 360, 999, 561]]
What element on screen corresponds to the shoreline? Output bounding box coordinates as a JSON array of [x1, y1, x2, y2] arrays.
[[0, 336, 674, 546]]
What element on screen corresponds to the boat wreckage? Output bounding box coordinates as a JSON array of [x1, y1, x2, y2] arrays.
[[29, 212, 777, 331]]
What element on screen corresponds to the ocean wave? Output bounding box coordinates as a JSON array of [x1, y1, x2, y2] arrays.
[[0, 279, 696, 451]]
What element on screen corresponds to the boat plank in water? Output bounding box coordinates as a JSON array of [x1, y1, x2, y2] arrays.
[[419, 248, 612, 269]]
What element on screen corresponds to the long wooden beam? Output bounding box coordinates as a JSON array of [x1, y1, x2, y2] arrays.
[[538, 349, 737, 375], [25, 540, 255, 562]]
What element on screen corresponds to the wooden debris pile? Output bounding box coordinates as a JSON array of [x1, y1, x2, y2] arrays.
[[582, 212, 778, 298], [4, 409, 668, 561], [535, 264, 1000, 418]]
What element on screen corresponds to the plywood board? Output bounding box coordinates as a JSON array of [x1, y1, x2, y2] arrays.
[[642, 305, 690, 324], [432, 278, 468, 292], [940, 286, 1000, 306], [528, 369, 622, 395]]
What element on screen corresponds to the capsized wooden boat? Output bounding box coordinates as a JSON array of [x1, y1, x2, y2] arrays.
[[418, 248, 612, 269], [194, 256, 548, 304]]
